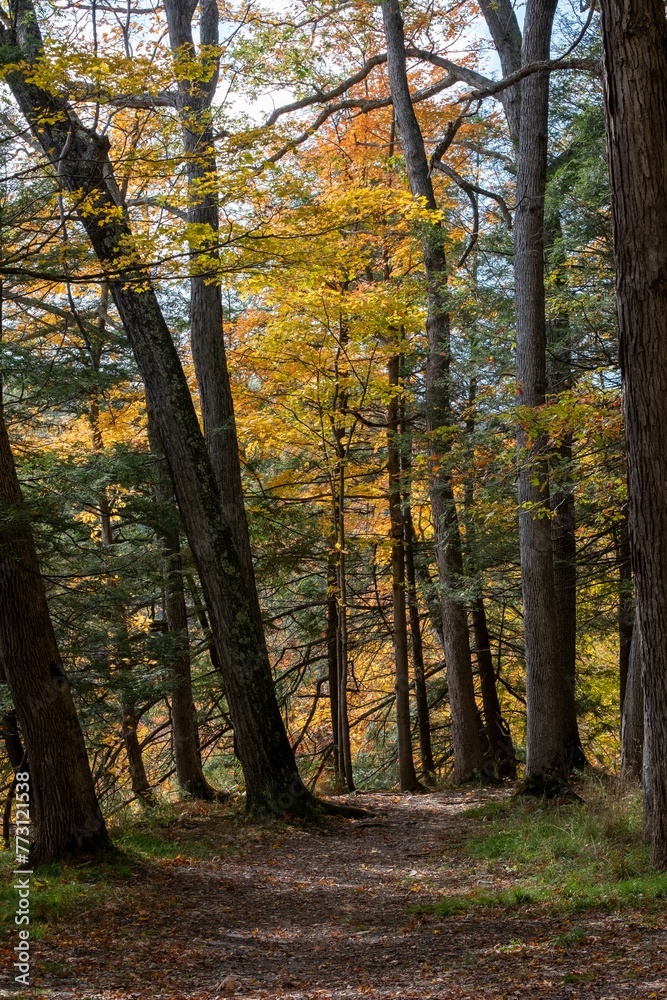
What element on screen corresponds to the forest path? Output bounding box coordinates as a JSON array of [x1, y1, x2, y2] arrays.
[[16, 790, 667, 999]]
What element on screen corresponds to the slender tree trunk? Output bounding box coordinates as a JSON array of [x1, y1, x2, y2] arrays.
[[476, 0, 522, 141], [617, 507, 633, 712], [0, 407, 110, 862], [326, 556, 342, 788], [387, 353, 421, 791], [471, 597, 517, 779], [382, 0, 484, 781], [404, 517, 435, 778], [335, 461, 354, 792], [514, 0, 568, 792], [88, 341, 153, 807], [599, 0, 667, 866], [163, 0, 262, 621], [464, 376, 517, 779], [621, 618, 643, 780], [146, 409, 216, 799], [1, 2, 315, 818], [400, 392, 435, 778], [546, 216, 587, 771]]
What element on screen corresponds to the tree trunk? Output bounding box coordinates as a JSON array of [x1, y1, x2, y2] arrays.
[[546, 215, 587, 771], [476, 0, 522, 141], [162, 0, 259, 601], [326, 556, 342, 788], [146, 409, 216, 799], [514, 0, 568, 793], [387, 353, 421, 791], [335, 461, 354, 792], [464, 375, 516, 780], [1, 2, 314, 818], [88, 327, 154, 807], [382, 0, 484, 781], [471, 597, 517, 779], [599, 0, 667, 866], [0, 405, 110, 863], [621, 618, 643, 780], [1, 708, 27, 771], [400, 394, 435, 778], [617, 507, 634, 712]]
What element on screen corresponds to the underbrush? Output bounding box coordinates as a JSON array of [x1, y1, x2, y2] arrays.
[[421, 777, 667, 917]]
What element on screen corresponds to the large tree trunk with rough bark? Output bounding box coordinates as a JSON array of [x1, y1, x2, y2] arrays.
[[599, 0, 667, 867], [514, 0, 568, 792], [0, 0, 314, 818], [382, 0, 484, 781], [0, 407, 110, 863]]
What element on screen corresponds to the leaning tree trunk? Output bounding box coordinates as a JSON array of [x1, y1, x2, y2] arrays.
[[0, 0, 314, 818], [514, 0, 568, 793], [599, 0, 667, 867], [0, 405, 110, 863], [382, 0, 484, 781]]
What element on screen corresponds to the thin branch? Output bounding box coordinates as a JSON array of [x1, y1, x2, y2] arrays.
[[432, 160, 513, 229]]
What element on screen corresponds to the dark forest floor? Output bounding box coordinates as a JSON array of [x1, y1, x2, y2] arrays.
[[3, 789, 667, 999]]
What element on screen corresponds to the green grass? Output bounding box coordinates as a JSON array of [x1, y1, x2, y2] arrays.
[[0, 797, 248, 939], [0, 846, 133, 939], [420, 780, 667, 918]]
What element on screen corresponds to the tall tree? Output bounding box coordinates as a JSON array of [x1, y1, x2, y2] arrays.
[[599, 0, 667, 867], [0, 0, 316, 818], [386, 349, 422, 790], [381, 0, 485, 781]]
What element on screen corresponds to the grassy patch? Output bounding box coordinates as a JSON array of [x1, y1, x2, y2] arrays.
[[0, 847, 133, 939], [421, 779, 667, 918]]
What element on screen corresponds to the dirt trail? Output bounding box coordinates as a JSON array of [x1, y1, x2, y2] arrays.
[[8, 791, 667, 999]]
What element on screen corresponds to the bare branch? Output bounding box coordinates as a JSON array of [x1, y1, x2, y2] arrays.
[[264, 53, 388, 126], [432, 160, 513, 229]]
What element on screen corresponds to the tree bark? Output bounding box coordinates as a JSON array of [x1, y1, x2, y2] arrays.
[[162, 0, 262, 621], [326, 556, 342, 788], [146, 409, 216, 799], [476, 0, 523, 141], [514, 0, 568, 792], [399, 387, 435, 777], [387, 353, 421, 791], [381, 0, 484, 781], [471, 596, 517, 779], [546, 216, 587, 771], [621, 618, 643, 780], [0, 0, 314, 818], [0, 406, 110, 863], [599, 0, 667, 866], [617, 507, 633, 712]]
